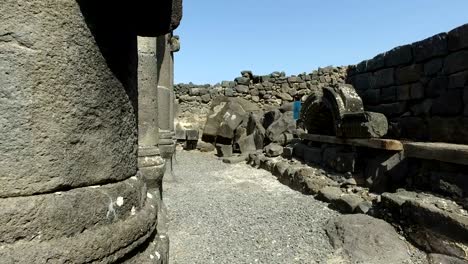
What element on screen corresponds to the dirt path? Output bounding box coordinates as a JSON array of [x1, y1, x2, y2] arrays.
[[164, 150, 340, 264]]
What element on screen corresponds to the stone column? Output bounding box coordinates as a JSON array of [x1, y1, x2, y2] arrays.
[[137, 37, 166, 189], [0, 2, 175, 263], [157, 33, 179, 158]]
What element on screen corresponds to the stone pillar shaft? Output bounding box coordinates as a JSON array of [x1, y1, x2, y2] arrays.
[[157, 33, 175, 133], [137, 37, 166, 189], [157, 33, 177, 158]]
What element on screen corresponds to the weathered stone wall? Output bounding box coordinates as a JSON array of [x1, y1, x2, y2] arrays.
[[347, 23, 468, 144], [175, 67, 347, 130]]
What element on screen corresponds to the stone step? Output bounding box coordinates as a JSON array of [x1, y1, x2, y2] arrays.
[[379, 190, 468, 260]]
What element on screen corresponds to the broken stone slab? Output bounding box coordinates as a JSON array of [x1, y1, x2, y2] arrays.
[[380, 190, 468, 258], [294, 168, 339, 195], [261, 109, 282, 129], [246, 113, 266, 150], [266, 111, 296, 142], [202, 97, 260, 142], [175, 126, 186, 141], [428, 254, 468, 264], [216, 103, 248, 139], [365, 151, 407, 193], [322, 146, 356, 173], [215, 144, 233, 157], [264, 143, 283, 157], [316, 186, 343, 203], [186, 129, 199, 141], [273, 161, 289, 178], [332, 194, 365, 214], [184, 140, 197, 151], [340, 111, 388, 138], [355, 201, 373, 214], [303, 146, 322, 164], [282, 146, 294, 160], [325, 214, 412, 264], [261, 157, 278, 172], [292, 143, 308, 160], [273, 132, 294, 146], [408, 227, 468, 261], [196, 141, 215, 152], [402, 198, 468, 244], [222, 155, 248, 164], [237, 134, 257, 154]]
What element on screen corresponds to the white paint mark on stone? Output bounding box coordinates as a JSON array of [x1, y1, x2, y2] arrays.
[[116, 196, 124, 207], [131, 176, 138, 181], [160, 234, 166, 239], [131, 206, 136, 216], [106, 196, 117, 220], [155, 251, 161, 260], [147, 192, 153, 199], [230, 114, 236, 121], [151, 205, 155, 208], [150, 254, 154, 259]]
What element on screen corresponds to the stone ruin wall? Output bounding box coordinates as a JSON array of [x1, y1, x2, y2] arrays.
[[345, 23, 468, 201], [174, 67, 348, 131], [347, 23, 468, 144]]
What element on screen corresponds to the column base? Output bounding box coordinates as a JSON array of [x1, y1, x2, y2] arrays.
[[138, 147, 166, 189]]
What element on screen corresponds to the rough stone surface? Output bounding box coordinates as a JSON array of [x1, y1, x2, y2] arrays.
[[0, 0, 139, 198], [340, 111, 388, 138], [197, 141, 215, 152], [237, 134, 257, 154], [448, 23, 468, 51], [325, 214, 413, 264], [428, 254, 468, 264], [385, 45, 413, 66], [445, 50, 468, 74], [412, 33, 448, 62], [266, 111, 296, 142], [322, 147, 356, 173], [304, 146, 323, 164], [264, 143, 284, 157], [396, 64, 423, 84], [317, 186, 343, 203], [215, 144, 233, 157]]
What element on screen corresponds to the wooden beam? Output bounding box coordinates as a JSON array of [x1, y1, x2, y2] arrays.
[[404, 142, 468, 166], [300, 134, 403, 151]]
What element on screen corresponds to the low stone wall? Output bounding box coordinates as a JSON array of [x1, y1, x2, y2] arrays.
[[175, 67, 347, 131], [347, 23, 468, 144], [176, 67, 347, 108]]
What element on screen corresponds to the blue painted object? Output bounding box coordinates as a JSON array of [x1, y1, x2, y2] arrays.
[[293, 100, 302, 120]]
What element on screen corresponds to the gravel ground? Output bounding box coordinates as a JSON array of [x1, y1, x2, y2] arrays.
[[164, 150, 428, 264]]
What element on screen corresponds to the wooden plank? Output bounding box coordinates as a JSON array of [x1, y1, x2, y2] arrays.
[[300, 134, 403, 151], [404, 142, 468, 166]]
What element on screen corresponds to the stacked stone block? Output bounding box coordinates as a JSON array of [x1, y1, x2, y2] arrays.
[[175, 66, 347, 109], [347, 24, 468, 144]]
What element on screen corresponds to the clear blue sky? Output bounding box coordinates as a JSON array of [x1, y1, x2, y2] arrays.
[[174, 0, 468, 84]]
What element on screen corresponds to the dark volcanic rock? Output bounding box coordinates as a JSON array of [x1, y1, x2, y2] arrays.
[[325, 214, 412, 264]]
